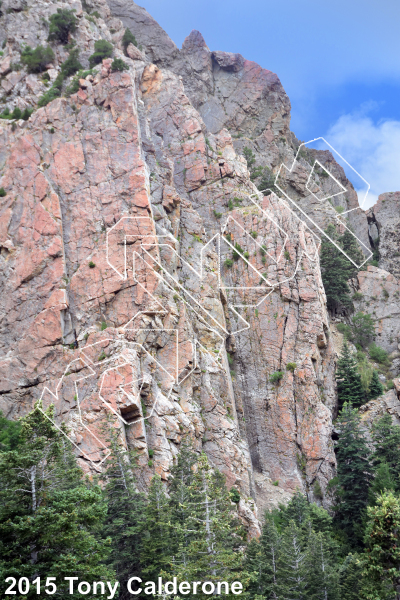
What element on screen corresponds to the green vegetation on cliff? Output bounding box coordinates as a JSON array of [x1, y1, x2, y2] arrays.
[[1, 404, 400, 599]]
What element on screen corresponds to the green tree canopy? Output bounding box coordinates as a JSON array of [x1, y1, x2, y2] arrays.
[[362, 491, 400, 600], [334, 402, 374, 548], [340, 228, 365, 273], [60, 47, 82, 77], [371, 413, 400, 492], [122, 27, 138, 54], [167, 452, 246, 599], [339, 553, 364, 600], [100, 416, 146, 600], [336, 342, 365, 408], [0, 402, 114, 598], [368, 370, 384, 400], [0, 411, 21, 451], [246, 495, 340, 600], [320, 223, 365, 313], [304, 528, 340, 600], [245, 514, 281, 599], [275, 519, 308, 600], [351, 312, 375, 349], [140, 474, 173, 582]]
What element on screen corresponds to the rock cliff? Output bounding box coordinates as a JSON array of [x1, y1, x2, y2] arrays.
[[0, 0, 399, 525], [367, 192, 400, 279]]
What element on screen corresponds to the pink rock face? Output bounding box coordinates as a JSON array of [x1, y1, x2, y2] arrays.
[[126, 43, 144, 61], [0, 55, 11, 76], [3, 0, 376, 528], [212, 197, 336, 510], [0, 58, 256, 522], [25, 74, 44, 97]]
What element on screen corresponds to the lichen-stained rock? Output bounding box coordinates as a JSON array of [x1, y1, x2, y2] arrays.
[[136, 40, 337, 509], [1, 0, 368, 529], [0, 65, 153, 422], [0, 3, 258, 529], [218, 195, 337, 509]]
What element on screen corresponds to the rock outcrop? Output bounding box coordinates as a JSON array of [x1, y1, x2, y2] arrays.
[[368, 192, 400, 279], [0, 0, 399, 527], [351, 266, 400, 363], [360, 378, 400, 431]]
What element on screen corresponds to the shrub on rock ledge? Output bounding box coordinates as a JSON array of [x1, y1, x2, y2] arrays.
[[111, 58, 128, 72], [369, 343, 390, 365], [21, 44, 55, 73], [89, 39, 113, 67], [60, 48, 82, 77], [270, 371, 283, 384], [122, 27, 138, 54], [48, 9, 78, 45]]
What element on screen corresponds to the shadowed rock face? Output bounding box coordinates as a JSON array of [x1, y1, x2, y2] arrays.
[[360, 378, 400, 435], [107, 0, 179, 66], [368, 192, 400, 279], [351, 266, 400, 357], [0, 0, 399, 526]]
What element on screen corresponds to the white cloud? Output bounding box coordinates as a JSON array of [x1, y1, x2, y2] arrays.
[[325, 109, 400, 209]]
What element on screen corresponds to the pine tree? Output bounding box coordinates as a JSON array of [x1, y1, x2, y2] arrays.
[[275, 490, 310, 530], [273, 494, 340, 599], [168, 443, 198, 572], [320, 223, 365, 314], [339, 228, 365, 277], [0, 411, 21, 451], [101, 417, 146, 600], [371, 413, 400, 491], [320, 224, 354, 313], [334, 402, 374, 548], [336, 342, 365, 408], [259, 514, 282, 599], [339, 553, 364, 600], [245, 539, 266, 599], [170, 453, 246, 598], [362, 491, 400, 600], [367, 370, 384, 400], [276, 520, 307, 600], [245, 513, 281, 599], [368, 462, 396, 506], [351, 312, 375, 349], [122, 28, 138, 54], [357, 350, 374, 399], [250, 497, 340, 600], [304, 528, 340, 600], [0, 402, 115, 598], [140, 474, 173, 581], [274, 491, 334, 536]]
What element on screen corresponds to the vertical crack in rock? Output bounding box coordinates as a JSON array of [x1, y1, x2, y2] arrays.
[[0, 0, 399, 530]]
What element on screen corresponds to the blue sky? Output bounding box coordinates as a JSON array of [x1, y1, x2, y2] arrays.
[[137, 0, 400, 206]]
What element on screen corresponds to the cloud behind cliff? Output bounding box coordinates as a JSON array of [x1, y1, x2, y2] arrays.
[[324, 106, 400, 208]]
